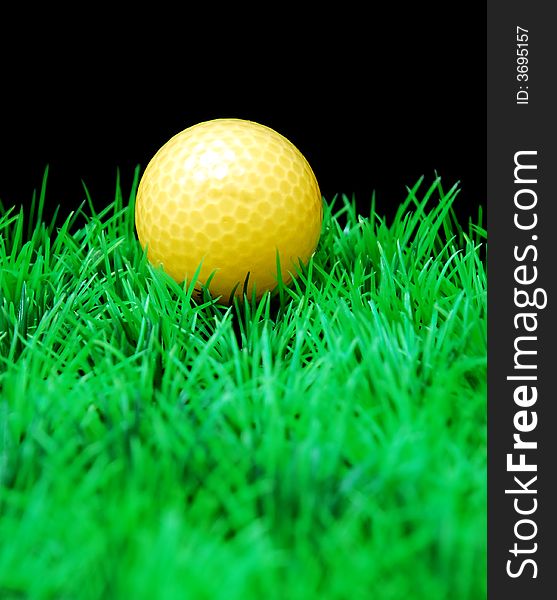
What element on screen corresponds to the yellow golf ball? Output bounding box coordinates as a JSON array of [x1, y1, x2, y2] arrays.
[[135, 118, 323, 299]]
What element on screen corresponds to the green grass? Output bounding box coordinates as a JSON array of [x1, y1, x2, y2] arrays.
[[0, 169, 486, 600]]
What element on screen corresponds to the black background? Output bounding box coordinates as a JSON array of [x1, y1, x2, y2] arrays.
[[0, 10, 485, 223]]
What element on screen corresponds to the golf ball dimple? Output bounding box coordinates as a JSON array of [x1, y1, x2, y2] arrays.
[[135, 118, 323, 300]]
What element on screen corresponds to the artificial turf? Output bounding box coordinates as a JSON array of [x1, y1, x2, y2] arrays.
[[0, 170, 486, 599]]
